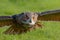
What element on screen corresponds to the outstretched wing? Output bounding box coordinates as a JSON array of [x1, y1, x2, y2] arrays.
[[38, 9, 60, 21], [0, 16, 14, 27]]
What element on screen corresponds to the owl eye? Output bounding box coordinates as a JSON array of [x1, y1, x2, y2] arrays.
[[33, 17, 34, 19], [26, 15, 29, 19]]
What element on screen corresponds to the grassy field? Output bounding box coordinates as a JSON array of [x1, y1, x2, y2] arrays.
[[0, 0, 60, 40]]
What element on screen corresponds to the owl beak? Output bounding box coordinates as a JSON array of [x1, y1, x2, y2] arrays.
[[29, 19, 35, 25]]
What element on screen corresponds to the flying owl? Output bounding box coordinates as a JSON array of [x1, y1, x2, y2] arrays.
[[0, 9, 60, 34]]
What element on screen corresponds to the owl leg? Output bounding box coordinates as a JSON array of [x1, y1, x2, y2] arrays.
[[26, 23, 42, 32], [36, 23, 42, 28], [35, 21, 42, 28], [30, 22, 42, 30]]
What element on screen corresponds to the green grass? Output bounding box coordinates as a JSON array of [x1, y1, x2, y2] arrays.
[[0, 0, 60, 40]]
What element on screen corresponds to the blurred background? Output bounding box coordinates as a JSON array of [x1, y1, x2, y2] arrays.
[[0, 0, 60, 15], [0, 0, 60, 40]]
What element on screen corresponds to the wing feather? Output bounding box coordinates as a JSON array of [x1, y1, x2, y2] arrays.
[[0, 16, 14, 27], [38, 9, 60, 21]]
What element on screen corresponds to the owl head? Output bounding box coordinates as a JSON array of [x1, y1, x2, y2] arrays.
[[21, 12, 38, 26]]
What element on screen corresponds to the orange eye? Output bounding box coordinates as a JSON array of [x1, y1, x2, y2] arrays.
[[33, 17, 34, 19]]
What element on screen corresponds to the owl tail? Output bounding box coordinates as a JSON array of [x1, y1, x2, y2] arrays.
[[0, 16, 13, 27]]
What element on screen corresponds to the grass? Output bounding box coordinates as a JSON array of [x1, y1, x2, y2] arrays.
[[0, 0, 60, 40]]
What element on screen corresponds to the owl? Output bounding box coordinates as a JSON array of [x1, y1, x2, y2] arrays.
[[0, 9, 60, 34]]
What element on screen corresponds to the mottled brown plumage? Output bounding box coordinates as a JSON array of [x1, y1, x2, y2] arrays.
[[0, 13, 41, 34], [0, 9, 60, 34], [38, 9, 60, 21], [0, 16, 13, 27]]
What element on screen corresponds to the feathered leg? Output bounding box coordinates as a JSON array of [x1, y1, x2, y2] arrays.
[[26, 21, 42, 31]]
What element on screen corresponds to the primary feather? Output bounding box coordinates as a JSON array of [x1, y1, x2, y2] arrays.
[[0, 16, 13, 27], [38, 9, 60, 21]]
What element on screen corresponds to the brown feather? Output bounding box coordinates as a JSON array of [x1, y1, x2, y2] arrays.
[[0, 19, 13, 27], [38, 12, 60, 21]]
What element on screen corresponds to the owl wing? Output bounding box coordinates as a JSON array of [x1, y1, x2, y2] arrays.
[[4, 13, 26, 34], [0, 16, 14, 27], [38, 9, 60, 21]]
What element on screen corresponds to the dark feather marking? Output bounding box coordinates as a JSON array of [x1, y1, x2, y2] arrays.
[[38, 9, 60, 16], [38, 9, 60, 21], [0, 16, 13, 27]]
